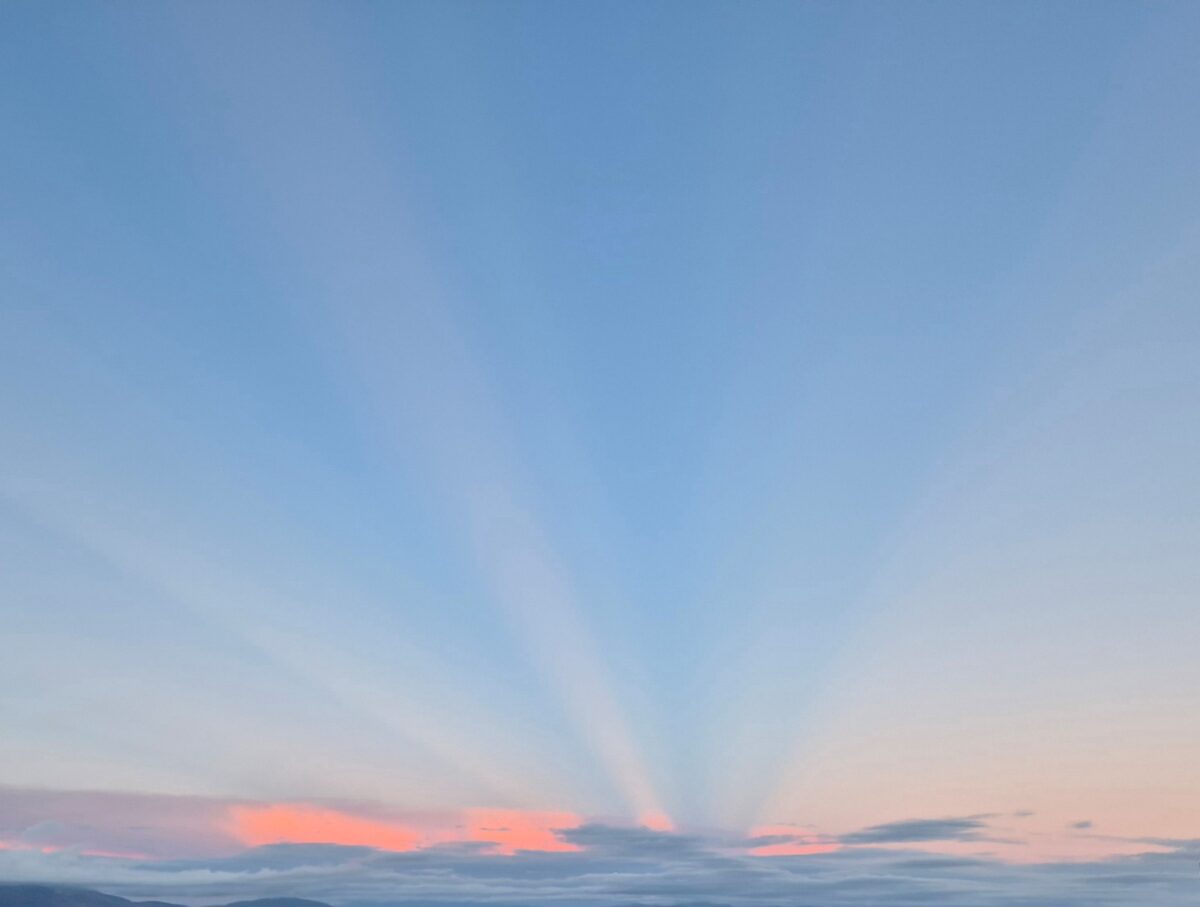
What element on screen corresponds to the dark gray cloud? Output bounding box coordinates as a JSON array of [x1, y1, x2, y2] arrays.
[[559, 823, 712, 857], [2, 823, 1197, 907], [1070, 820, 1094, 830], [837, 815, 993, 845]]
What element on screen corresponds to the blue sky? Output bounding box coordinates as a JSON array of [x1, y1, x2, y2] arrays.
[[2, 1, 1199, 901]]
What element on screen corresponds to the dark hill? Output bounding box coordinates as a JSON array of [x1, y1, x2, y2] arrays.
[[0, 887, 332, 907], [0, 887, 132, 907]]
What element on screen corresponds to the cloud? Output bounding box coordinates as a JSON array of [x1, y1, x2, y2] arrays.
[[558, 823, 709, 857], [0, 787, 241, 860], [1, 821, 1198, 907], [837, 815, 994, 845], [4, 791, 1196, 906], [460, 810, 582, 855], [744, 825, 838, 857], [1070, 820, 1094, 830], [0, 789, 581, 860], [229, 806, 422, 853]]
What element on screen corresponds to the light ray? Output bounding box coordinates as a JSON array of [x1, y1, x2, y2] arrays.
[[155, 8, 668, 823]]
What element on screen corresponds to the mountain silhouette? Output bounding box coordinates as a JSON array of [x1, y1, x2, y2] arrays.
[[0, 887, 332, 907]]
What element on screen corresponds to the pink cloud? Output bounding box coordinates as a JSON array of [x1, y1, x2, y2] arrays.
[[748, 824, 840, 856], [639, 811, 675, 832], [228, 804, 422, 852], [462, 809, 581, 854]]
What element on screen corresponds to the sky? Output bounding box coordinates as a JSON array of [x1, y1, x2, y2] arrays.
[[1, 1, 1199, 904]]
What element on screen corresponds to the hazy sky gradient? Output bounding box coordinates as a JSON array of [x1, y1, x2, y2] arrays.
[[2, 1, 1199, 901]]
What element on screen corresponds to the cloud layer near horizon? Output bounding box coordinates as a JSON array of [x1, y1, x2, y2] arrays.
[[0, 787, 583, 860], [1, 788, 1197, 907]]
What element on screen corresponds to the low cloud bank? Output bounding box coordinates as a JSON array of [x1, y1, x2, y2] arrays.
[[2, 821, 1197, 907]]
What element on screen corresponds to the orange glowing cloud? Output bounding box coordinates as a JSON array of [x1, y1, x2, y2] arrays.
[[748, 824, 839, 857], [229, 804, 421, 852], [463, 809, 581, 854]]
